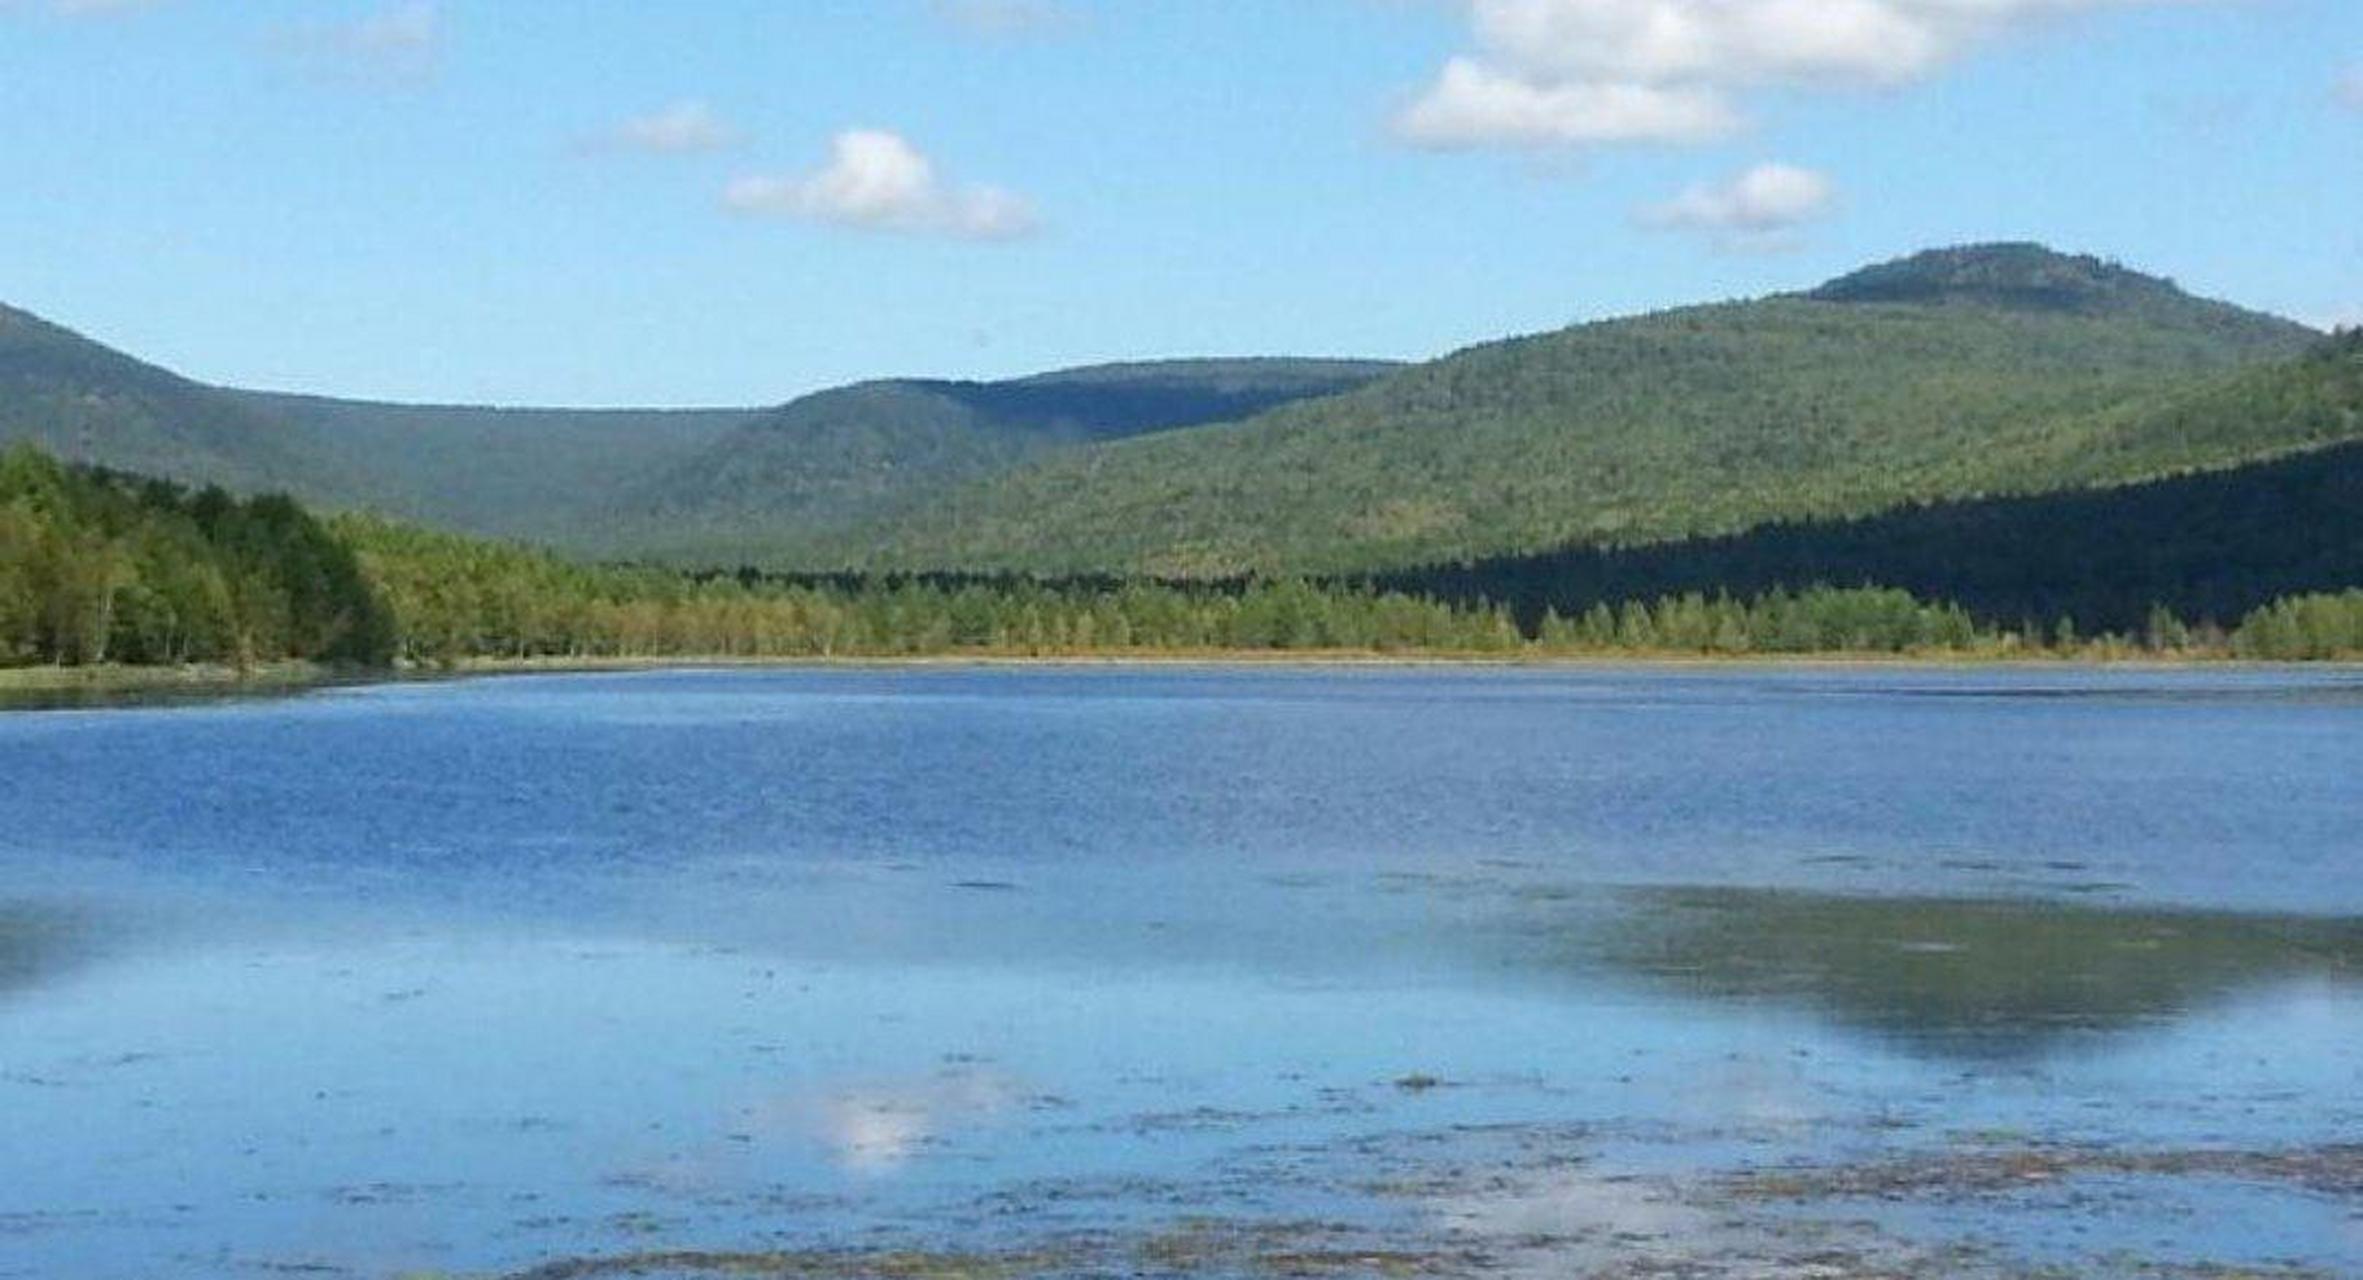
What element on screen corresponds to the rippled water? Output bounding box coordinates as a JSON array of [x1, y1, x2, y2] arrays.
[[3, 666, 2359, 1278]]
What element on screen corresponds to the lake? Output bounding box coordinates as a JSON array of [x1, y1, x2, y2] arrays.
[[3, 665, 2360, 1278]]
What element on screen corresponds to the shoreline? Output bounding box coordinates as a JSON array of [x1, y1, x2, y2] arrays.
[[0, 660, 333, 700], [4, 649, 2354, 708]]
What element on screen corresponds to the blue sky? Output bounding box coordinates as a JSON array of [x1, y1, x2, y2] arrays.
[[2, 0, 2358, 407]]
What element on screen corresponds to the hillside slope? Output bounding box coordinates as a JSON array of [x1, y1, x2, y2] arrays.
[[0, 301, 1393, 556], [820, 246, 2321, 575], [603, 358, 1400, 561], [228, 393, 753, 545], [0, 304, 347, 495], [1378, 329, 2363, 634], [0, 302, 758, 540]]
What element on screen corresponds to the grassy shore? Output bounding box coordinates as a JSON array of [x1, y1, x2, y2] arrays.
[[0, 660, 330, 699]]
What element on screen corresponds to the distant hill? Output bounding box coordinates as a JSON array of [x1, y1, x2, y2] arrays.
[[0, 303, 346, 495], [0, 302, 1392, 555], [225, 393, 752, 545], [3, 246, 2340, 580], [819, 245, 2321, 575], [599, 358, 1400, 561], [1809, 242, 2266, 324], [0, 303, 758, 540], [1379, 330, 2363, 634]]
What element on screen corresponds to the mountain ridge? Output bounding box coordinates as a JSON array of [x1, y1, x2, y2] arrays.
[[601, 356, 1402, 559], [800, 244, 2323, 574], [0, 243, 2335, 578], [0, 301, 1397, 553]]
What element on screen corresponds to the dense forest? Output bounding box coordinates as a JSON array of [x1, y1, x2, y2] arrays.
[[12, 246, 2336, 577], [0, 446, 391, 667], [802, 247, 2326, 575], [0, 302, 331, 495], [2, 291, 1393, 558], [7, 443, 2359, 671], [12, 246, 2352, 584], [1376, 407, 2363, 638], [600, 359, 1398, 563]]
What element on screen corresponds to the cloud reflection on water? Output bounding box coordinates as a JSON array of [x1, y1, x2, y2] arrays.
[[769, 1068, 1030, 1174]]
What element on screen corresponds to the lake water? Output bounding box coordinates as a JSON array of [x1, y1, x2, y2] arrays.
[[3, 665, 2359, 1279]]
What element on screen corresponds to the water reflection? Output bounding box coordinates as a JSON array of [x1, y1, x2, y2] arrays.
[[6, 668, 2360, 1277], [0, 901, 86, 998], [1571, 887, 2363, 1059]]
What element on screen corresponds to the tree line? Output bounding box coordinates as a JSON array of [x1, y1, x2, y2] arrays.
[[3, 444, 2358, 670], [1373, 431, 2363, 641], [0, 446, 391, 666]]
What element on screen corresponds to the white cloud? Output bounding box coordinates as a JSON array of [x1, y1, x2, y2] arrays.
[[931, 0, 1085, 38], [598, 101, 736, 155], [275, 0, 441, 84], [1640, 160, 1835, 248], [1399, 56, 1742, 146], [1398, 0, 2230, 151], [724, 129, 1039, 242]]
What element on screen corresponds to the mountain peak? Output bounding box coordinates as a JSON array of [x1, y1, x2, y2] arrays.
[[1808, 243, 2188, 314]]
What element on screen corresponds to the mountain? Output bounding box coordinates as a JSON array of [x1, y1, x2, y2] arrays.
[[0, 302, 757, 539], [1379, 330, 2363, 635], [0, 303, 345, 495], [1809, 242, 2270, 323], [3, 245, 2337, 578], [599, 358, 1401, 562], [224, 393, 752, 545], [0, 302, 1393, 555], [811, 245, 2323, 576]]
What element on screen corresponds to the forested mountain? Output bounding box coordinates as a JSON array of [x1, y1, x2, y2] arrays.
[[225, 392, 751, 544], [1377, 327, 2363, 634], [0, 301, 1391, 557], [0, 304, 347, 496], [818, 246, 2323, 575], [11, 443, 2361, 672], [4, 245, 2343, 583], [1379, 334, 2363, 635], [0, 302, 758, 541], [600, 358, 1399, 562]]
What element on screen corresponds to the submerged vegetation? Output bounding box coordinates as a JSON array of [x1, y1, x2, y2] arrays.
[[4, 443, 2360, 675]]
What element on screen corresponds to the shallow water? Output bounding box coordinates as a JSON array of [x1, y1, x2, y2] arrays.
[[2, 665, 2359, 1278]]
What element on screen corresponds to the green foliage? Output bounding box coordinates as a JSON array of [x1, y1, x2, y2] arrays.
[[819, 246, 2321, 575], [603, 359, 1400, 563], [1532, 587, 1986, 656], [2232, 590, 2363, 660], [9, 442, 2362, 671], [0, 444, 391, 666], [0, 304, 333, 493], [1807, 243, 2266, 327], [1381, 412, 2363, 638], [229, 393, 751, 545], [334, 512, 1525, 664], [0, 297, 1394, 560]]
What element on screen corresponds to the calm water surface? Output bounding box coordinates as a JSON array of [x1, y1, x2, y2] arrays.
[[2, 666, 2359, 1278]]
